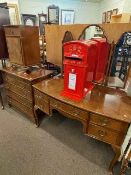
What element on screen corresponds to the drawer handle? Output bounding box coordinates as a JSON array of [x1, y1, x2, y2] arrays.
[[98, 130, 107, 137], [74, 110, 80, 116], [100, 118, 109, 126], [54, 103, 58, 107]]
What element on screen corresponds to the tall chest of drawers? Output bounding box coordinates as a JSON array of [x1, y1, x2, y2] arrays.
[[2, 67, 52, 124]]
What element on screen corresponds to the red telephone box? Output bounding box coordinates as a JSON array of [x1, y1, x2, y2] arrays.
[[61, 39, 110, 101]]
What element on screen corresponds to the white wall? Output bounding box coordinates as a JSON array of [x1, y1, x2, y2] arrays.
[[123, 0, 131, 13], [18, 0, 100, 25], [99, 0, 125, 14]]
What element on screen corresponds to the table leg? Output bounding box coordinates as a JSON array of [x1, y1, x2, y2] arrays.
[[34, 106, 39, 127], [109, 145, 121, 172], [0, 91, 4, 110]]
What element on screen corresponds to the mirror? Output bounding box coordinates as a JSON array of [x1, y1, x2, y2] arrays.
[[108, 32, 131, 88], [79, 25, 105, 40], [61, 31, 74, 76]]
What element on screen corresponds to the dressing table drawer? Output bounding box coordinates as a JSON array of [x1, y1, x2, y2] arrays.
[[88, 123, 124, 146], [34, 89, 50, 115], [90, 113, 128, 133], [50, 98, 88, 121], [34, 89, 49, 103]]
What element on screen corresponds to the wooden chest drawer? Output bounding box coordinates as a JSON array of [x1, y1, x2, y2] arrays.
[[5, 75, 31, 91], [8, 90, 32, 108], [90, 113, 128, 133], [8, 97, 34, 118], [50, 98, 88, 121], [88, 123, 124, 146], [6, 83, 32, 101], [34, 89, 50, 115], [5, 28, 21, 36]]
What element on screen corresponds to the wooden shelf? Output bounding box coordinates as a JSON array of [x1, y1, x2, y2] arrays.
[[111, 13, 131, 23]]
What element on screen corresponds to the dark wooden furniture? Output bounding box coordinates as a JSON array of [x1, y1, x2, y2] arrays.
[[2, 67, 52, 124], [0, 4, 10, 66], [33, 78, 131, 172], [4, 25, 40, 66], [120, 138, 131, 175]]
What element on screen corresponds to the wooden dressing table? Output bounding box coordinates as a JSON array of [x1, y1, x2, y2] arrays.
[[33, 78, 131, 172]]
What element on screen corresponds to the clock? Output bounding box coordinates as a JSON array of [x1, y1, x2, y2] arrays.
[[38, 13, 47, 35], [22, 14, 36, 26]]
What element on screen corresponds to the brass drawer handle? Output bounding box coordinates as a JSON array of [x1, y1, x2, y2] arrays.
[[74, 110, 80, 116], [54, 103, 58, 107], [98, 130, 107, 137], [100, 118, 109, 126]]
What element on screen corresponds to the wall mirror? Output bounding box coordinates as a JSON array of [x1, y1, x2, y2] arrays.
[[78, 25, 105, 40], [107, 32, 131, 88], [61, 31, 74, 76]]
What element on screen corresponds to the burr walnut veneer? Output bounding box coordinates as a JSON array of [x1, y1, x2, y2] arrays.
[[33, 78, 131, 172], [4, 25, 40, 66], [2, 67, 52, 124]]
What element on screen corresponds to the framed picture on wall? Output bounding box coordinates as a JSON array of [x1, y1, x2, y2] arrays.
[[106, 10, 112, 23], [102, 12, 106, 23], [7, 4, 20, 25], [48, 5, 59, 24], [112, 8, 118, 15], [61, 10, 75, 25]]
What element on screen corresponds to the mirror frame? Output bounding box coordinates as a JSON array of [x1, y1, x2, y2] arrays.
[[61, 31, 74, 77], [107, 31, 131, 89], [78, 24, 109, 85], [78, 24, 108, 41]]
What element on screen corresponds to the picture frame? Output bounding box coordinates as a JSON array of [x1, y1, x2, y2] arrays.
[[112, 8, 118, 15], [102, 12, 106, 23], [106, 10, 112, 23], [61, 10, 75, 25], [7, 4, 20, 25], [48, 5, 59, 24], [21, 14, 36, 26]]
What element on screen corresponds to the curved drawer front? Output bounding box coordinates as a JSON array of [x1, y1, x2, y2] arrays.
[[5, 83, 32, 101], [8, 97, 34, 118], [50, 98, 88, 121], [90, 113, 128, 133], [88, 123, 124, 146], [8, 90, 32, 108], [5, 75, 31, 91], [34, 89, 49, 115]]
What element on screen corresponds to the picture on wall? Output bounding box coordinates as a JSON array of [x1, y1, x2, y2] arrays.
[[102, 12, 106, 23], [112, 8, 118, 15], [61, 10, 75, 25], [7, 4, 20, 25], [106, 10, 112, 23]]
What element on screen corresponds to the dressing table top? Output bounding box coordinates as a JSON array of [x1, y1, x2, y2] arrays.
[[33, 78, 131, 123]]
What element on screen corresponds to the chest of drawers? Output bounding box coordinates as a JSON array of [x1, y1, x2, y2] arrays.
[[2, 67, 52, 124]]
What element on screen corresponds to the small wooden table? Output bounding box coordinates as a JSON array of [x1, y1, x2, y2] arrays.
[[33, 78, 131, 172], [1, 67, 53, 125]]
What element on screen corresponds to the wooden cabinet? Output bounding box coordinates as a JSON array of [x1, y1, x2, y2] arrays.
[[2, 67, 52, 124], [111, 13, 131, 23], [4, 25, 40, 66]]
